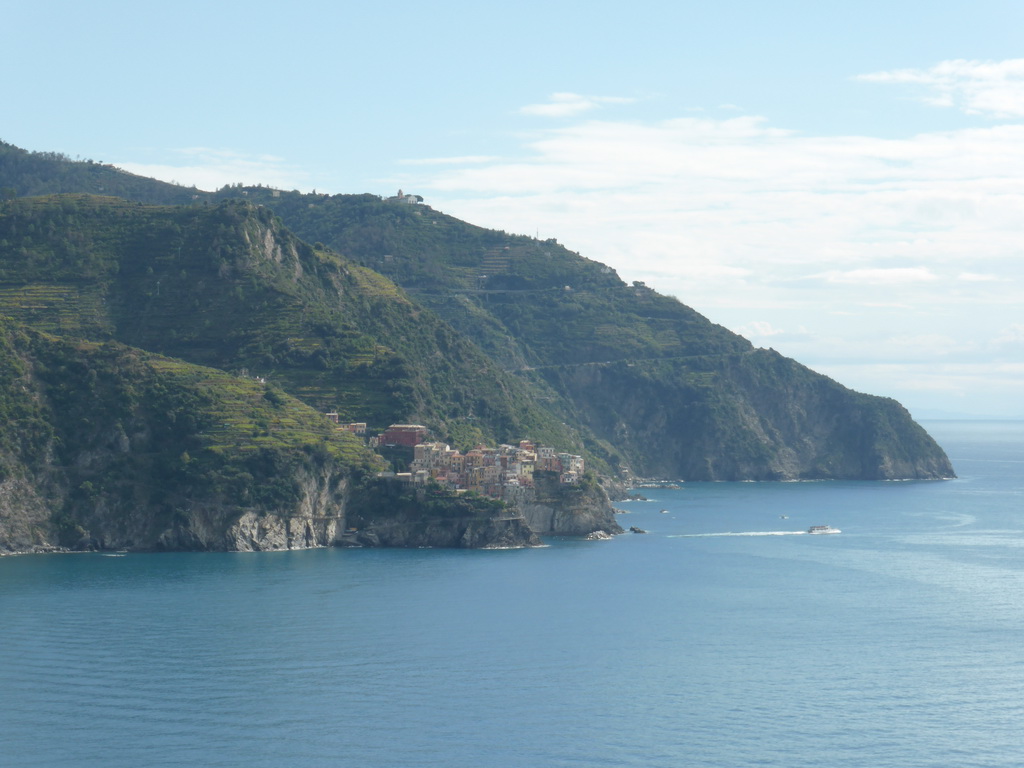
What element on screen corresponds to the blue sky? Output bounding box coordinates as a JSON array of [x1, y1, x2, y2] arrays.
[[4, 0, 1023, 417]]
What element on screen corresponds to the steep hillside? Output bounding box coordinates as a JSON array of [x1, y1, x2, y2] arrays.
[[214, 188, 955, 480], [0, 143, 955, 480], [0, 320, 544, 554], [0, 320, 387, 552], [0, 194, 576, 452], [545, 349, 952, 480]]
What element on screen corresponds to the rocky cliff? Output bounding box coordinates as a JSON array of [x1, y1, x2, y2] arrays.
[[141, 466, 353, 553], [505, 472, 623, 537], [0, 322, 388, 555], [340, 478, 541, 548], [0, 322, 584, 555]]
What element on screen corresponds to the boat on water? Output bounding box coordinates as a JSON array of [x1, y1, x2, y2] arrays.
[[807, 525, 840, 535]]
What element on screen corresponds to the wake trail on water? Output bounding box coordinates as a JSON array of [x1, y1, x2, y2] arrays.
[[668, 530, 808, 538]]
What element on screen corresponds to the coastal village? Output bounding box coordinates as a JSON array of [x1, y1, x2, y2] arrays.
[[326, 417, 585, 498]]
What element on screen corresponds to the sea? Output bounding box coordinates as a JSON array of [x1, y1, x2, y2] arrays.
[[2, 420, 1023, 768]]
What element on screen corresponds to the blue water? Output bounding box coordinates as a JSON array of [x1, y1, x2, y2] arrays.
[[2, 420, 1023, 767]]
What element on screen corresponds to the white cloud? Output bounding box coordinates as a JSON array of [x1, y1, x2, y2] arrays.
[[418, 115, 1024, 297], [815, 267, 938, 285], [957, 272, 1000, 282], [814, 362, 1024, 418], [117, 147, 312, 192], [409, 87, 1024, 415], [519, 92, 635, 118], [399, 155, 500, 166], [883, 334, 960, 355], [737, 320, 786, 338], [857, 58, 1024, 118], [993, 324, 1024, 348]]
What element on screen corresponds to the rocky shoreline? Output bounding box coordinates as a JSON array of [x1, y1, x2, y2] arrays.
[[0, 469, 628, 555]]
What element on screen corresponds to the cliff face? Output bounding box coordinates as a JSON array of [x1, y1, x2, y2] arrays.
[[0, 321, 579, 555], [0, 477, 58, 554], [140, 467, 352, 553], [339, 478, 541, 548], [338, 515, 539, 549], [0, 322, 388, 555], [0, 463, 357, 556], [546, 350, 954, 481], [505, 473, 623, 536]]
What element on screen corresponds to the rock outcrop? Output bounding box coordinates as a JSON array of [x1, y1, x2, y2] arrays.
[[340, 478, 541, 548], [0, 478, 61, 554], [150, 468, 353, 552], [338, 515, 539, 549], [504, 472, 623, 537], [0, 323, 389, 555]]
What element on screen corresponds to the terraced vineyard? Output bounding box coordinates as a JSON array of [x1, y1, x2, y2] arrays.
[[0, 284, 113, 337], [0, 193, 579, 453]]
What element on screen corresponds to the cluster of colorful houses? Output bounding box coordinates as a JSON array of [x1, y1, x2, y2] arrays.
[[326, 418, 584, 497]]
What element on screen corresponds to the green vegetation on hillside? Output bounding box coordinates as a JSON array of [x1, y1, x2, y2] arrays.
[[0, 141, 201, 204], [0, 142, 956, 482], [0, 192, 578, 454], [0, 317, 389, 550]]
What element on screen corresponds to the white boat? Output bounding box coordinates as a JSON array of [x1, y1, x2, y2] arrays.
[[807, 525, 840, 535]]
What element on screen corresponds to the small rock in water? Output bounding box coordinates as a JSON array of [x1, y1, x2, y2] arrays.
[[629, 526, 648, 534]]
